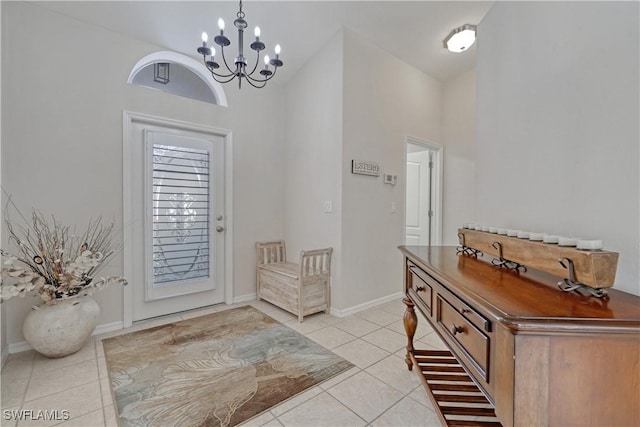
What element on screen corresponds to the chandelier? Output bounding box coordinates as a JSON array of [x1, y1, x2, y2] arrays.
[[197, 0, 283, 89]]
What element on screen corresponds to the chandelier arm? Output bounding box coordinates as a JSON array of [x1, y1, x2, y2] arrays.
[[242, 76, 268, 89], [218, 46, 236, 76], [204, 61, 236, 79], [245, 64, 278, 84], [246, 50, 261, 77], [211, 73, 241, 84]]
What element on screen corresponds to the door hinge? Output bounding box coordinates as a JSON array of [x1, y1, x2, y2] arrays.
[[428, 210, 433, 217]]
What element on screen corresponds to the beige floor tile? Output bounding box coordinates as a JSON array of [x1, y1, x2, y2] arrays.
[[103, 405, 118, 427], [408, 385, 436, 409], [278, 392, 365, 427], [326, 371, 403, 422], [249, 300, 276, 312], [261, 418, 283, 427], [305, 326, 356, 350], [261, 308, 297, 324], [370, 396, 441, 427], [270, 386, 323, 417], [318, 366, 360, 390], [362, 328, 407, 353], [394, 348, 411, 361], [365, 355, 421, 394], [32, 342, 95, 375], [2, 351, 36, 384], [239, 410, 275, 426], [2, 375, 30, 409], [0, 298, 463, 427], [386, 318, 433, 340], [283, 317, 329, 335], [99, 376, 114, 407], [97, 357, 108, 380], [377, 300, 407, 317], [332, 339, 389, 369], [93, 337, 105, 359], [24, 359, 98, 402], [333, 317, 380, 337], [2, 407, 20, 427], [305, 312, 342, 325], [356, 309, 401, 326], [20, 381, 102, 427], [418, 331, 448, 351], [53, 408, 103, 427]]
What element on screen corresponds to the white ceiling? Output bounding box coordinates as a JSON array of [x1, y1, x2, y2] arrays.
[[32, 1, 494, 83]]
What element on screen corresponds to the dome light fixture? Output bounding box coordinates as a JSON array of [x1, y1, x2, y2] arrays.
[[197, 0, 283, 89], [443, 24, 477, 53]]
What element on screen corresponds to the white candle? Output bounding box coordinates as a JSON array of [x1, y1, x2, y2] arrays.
[[558, 236, 580, 247], [577, 239, 603, 250]]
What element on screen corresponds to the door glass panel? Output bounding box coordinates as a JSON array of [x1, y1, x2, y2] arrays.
[[152, 144, 210, 286]]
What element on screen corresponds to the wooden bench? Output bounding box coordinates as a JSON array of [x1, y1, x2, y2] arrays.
[[256, 240, 332, 322]]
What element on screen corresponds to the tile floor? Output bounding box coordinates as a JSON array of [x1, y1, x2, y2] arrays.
[[1, 299, 451, 427]]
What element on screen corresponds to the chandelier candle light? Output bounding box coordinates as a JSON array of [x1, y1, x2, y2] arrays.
[[197, 0, 283, 89]]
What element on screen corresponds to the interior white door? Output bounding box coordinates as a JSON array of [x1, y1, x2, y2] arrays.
[[405, 150, 431, 245], [127, 121, 226, 321]]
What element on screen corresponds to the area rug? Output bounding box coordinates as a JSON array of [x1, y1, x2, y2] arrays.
[[103, 305, 353, 427]]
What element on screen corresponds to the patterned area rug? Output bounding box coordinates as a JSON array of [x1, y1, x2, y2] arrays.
[[103, 305, 353, 427]]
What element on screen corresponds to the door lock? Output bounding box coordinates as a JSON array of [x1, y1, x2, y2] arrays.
[[216, 226, 224, 232]]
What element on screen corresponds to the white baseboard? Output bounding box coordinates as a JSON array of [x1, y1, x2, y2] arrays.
[[93, 321, 124, 336], [8, 340, 32, 354], [233, 293, 257, 304], [1, 346, 8, 369], [7, 321, 125, 354], [330, 292, 404, 318]]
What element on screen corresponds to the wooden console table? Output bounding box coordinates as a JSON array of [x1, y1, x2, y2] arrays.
[[400, 246, 640, 427]]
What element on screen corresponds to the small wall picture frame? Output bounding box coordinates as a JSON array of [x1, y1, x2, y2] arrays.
[[352, 160, 380, 177]]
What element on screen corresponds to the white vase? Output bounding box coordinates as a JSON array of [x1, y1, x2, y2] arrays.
[[23, 295, 100, 358]]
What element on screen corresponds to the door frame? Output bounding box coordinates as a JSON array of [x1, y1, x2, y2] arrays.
[[122, 110, 234, 327], [404, 136, 443, 246]]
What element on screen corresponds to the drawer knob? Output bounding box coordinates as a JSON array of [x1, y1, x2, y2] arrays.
[[451, 324, 464, 335], [416, 286, 425, 293], [460, 308, 469, 314]]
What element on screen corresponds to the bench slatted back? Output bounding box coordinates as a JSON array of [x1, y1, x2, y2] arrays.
[[300, 248, 333, 278], [256, 240, 287, 266]]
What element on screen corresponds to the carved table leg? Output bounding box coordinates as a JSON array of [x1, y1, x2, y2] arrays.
[[403, 296, 417, 371]]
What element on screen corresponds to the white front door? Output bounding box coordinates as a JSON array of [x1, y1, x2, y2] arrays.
[[405, 150, 431, 246], [124, 114, 227, 321]]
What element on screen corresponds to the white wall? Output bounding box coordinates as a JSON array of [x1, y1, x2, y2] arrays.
[[2, 1, 285, 345], [340, 30, 443, 310], [283, 32, 343, 290], [476, 2, 639, 295], [0, 0, 6, 366], [441, 69, 476, 245]]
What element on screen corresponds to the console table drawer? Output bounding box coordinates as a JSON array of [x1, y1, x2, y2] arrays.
[[407, 262, 433, 313], [437, 294, 490, 382]]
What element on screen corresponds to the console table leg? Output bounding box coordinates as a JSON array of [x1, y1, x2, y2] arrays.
[[403, 296, 417, 371]]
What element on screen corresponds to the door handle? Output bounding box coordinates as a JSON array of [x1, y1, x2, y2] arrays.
[[216, 226, 224, 232]]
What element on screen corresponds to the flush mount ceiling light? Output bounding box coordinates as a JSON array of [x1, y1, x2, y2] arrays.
[[197, 0, 283, 89], [443, 24, 477, 53]]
